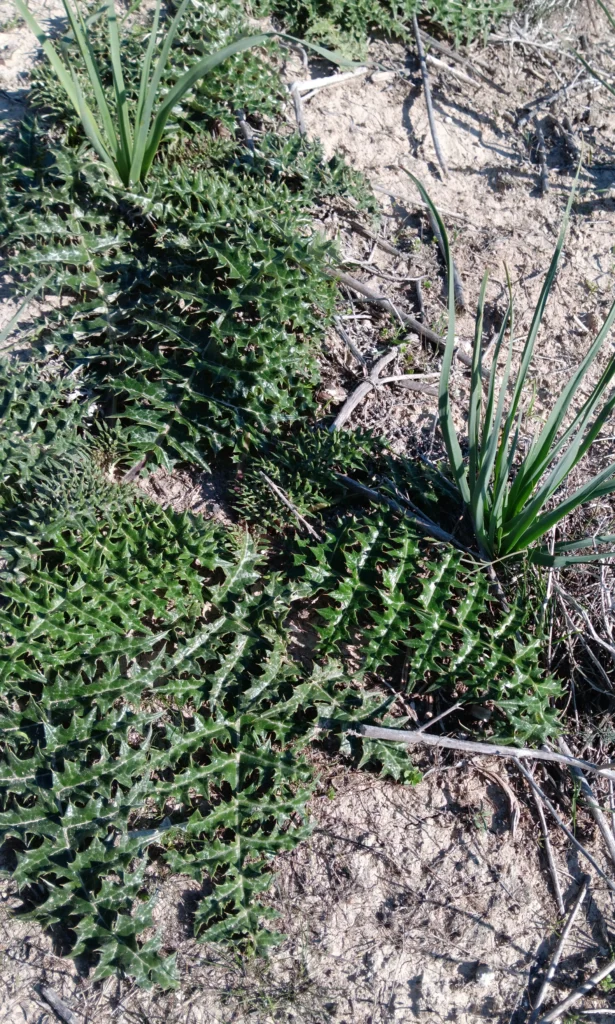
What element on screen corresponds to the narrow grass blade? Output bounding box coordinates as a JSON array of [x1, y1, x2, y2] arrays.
[[13, 0, 85, 117], [141, 32, 270, 179], [574, 51, 615, 98], [479, 299, 511, 456], [404, 171, 470, 504], [511, 460, 615, 551], [468, 272, 488, 493], [507, 296, 615, 512], [472, 325, 513, 545], [488, 418, 519, 551], [129, 0, 191, 182], [105, 0, 132, 181], [70, 66, 122, 180], [60, 0, 119, 158], [594, 0, 615, 29], [133, 0, 161, 137], [504, 174, 580, 515], [531, 533, 615, 567], [139, 32, 357, 181]]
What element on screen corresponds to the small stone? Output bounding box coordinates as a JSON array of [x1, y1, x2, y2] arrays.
[[475, 962, 495, 987]]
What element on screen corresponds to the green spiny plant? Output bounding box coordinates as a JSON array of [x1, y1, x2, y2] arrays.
[[251, 0, 513, 58], [292, 512, 561, 745], [15, 0, 350, 187], [408, 172, 615, 569], [1, 0, 376, 471]]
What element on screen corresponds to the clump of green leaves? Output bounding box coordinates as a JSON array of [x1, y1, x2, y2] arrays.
[[15, 0, 349, 187], [0, 362, 325, 983], [411, 172, 615, 568], [293, 512, 561, 744], [0, 361, 561, 985], [253, 0, 512, 58]]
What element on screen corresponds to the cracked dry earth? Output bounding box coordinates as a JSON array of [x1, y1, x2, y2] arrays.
[[3, 0, 615, 1021]]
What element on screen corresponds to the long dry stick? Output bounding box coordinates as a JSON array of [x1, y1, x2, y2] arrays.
[[558, 737, 615, 868], [293, 67, 369, 95], [331, 348, 437, 430], [330, 348, 397, 430], [412, 13, 448, 177], [425, 54, 479, 88], [39, 987, 81, 1024], [333, 315, 368, 369], [347, 220, 405, 258], [418, 27, 506, 92], [537, 954, 615, 1023], [258, 471, 321, 539], [531, 766, 565, 916], [329, 269, 475, 369], [334, 474, 469, 551], [529, 877, 589, 1024], [290, 83, 306, 136], [318, 720, 615, 782], [514, 760, 615, 895]]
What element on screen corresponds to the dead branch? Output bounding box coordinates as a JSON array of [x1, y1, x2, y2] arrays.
[[418, 27, 506, 93], [330, 347, 398, 430], [334, 474, 469, 550], [536, 954, 615, 1023], [529, 877, 589, 1024], [347, 220, 405, 258], [425, 53, 479, 88], [328, 269, 474, 369], [557, 737, 615, 868], [333, 315, 368, 370], [258, 471, 321, 539], [38, 987, 81, 1024], [318, 719, 615, 782], [412, 13, 448, 177], [530, 765, 565, 916], [290, 83, 306, 136], [514, 760, 615, 895], [293, 67, 369, 95]]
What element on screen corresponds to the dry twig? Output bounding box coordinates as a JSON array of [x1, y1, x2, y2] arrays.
[[529, 876, 589, 1024], [38, 987, 81, 1024], [318, 720, 615, 782], [290, 82, 306, 136], [557, 736, 615, 867], [514, 760, 615, 895], [258, 471, 321, 539], [347, 220, 405, 258], [530, 765, 565, 916], [536, 954, 615, 1023], [412, 13, 448, 177], [425, 53, 479, 88], [334, 474, 469, 550], [333, 315, 368, 370], [329, 269, 474, 369], [330, 347, 397, 430], [293, 67, 369, 95]]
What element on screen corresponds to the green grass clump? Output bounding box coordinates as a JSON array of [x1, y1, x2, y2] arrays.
[[410, 174, 615, 569], [253, 0, 513, 58]]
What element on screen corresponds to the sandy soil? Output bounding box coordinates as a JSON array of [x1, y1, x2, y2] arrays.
[[3, 2, 615, 1022]]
